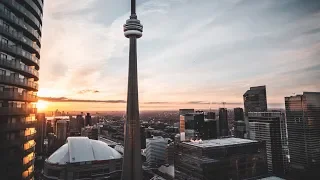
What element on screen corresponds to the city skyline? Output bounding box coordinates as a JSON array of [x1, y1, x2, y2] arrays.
[[38, 0, 320, 111]]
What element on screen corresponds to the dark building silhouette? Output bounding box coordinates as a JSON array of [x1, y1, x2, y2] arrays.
[[85, 113, 92, 126], [0, 0, 43, 179], [234, 108, 245, 138], [122, 0, 144, 179], [81, 126, 98, 140], [179, 109, 195, 116], [219, 108, 229, 137], [76, 115, 85, 128], [234, 108, 244, 121], [234, 121, 246, 138], [206, 111, 215, 119], [203, 119, 218, 139], [69, 116, 81, 136], [243, 86, 268, 115], [180, 112, 205, 141], [140, 126, 146, 149], [174, 138, 268, 180], [243, 86, 268, 138], [248, 112, 287, 177], [35, 113, 46, 155], [285, 92, 320, 179], [46, 120, 54, 135]]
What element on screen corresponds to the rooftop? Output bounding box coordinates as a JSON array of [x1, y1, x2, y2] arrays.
[[46, 137, 122, 165], [183, 138, 258, 148], [258, 176, 285, 180]]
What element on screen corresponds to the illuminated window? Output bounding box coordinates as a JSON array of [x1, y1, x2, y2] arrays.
[[23, 152, 35, 165], [24, 140, 36, 150]]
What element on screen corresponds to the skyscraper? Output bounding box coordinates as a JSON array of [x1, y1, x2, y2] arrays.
[[243, 86, 268, 138], [85, 113, 92, 126], [234, 107, 245, 138], [122, 0, 143, 179], [146, 136, 167, 168], [243, 86, 268, 115], [35, 113, 46, 155], [285, 92, 320, 179], [179, 111, 205, 141], [248, 112, 287, 176], [234, 107, 244, 121], [0, 0, 43, 179], [219, 108, 229, 136]]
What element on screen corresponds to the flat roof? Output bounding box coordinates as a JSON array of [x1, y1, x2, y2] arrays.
[[183, 138, 258, 148], [258, 176, 285, 180]]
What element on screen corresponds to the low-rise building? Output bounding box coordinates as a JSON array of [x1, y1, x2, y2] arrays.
[[175, 138, 268, 180], [146, 136, 167, 167]]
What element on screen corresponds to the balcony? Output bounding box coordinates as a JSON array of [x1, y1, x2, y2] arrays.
[[24, 142, 36, 154], [2, 0, 41, 32], [0, 121, 37, 132], [0, 133, 36, 148], [0, 41, 39, 69], [22, 171, 34, 180], [0, 8, 41, 42], [25, 0, 43, 22], [0, 23, 40, 55], [34, 0, 43, 10], [0, 107, 37, 116], [0, 57, 39, 80], [0, 57, 39, 79], [0, 90, 38, 102], [23, 156, 35, 169], [0, 75, 38, 91]]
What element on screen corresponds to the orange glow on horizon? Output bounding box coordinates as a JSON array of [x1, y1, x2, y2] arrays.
[[36, 100, 49, 112]]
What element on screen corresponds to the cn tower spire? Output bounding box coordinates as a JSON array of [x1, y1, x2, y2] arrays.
[[121, 0, 143, 180]]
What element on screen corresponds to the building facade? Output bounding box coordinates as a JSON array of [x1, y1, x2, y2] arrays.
[[81, 125, 98, 140], [218, 108, 229, 137], [234, 108, 244, 121], [0, 0, 43, 179], [35, 113, 45, 155], [285, 92, 320, 179], [174, 138, 268, 180], [248, 112, 287, 177], [180, 112, 205, 141], [243, 86, 268, 138], [146, 136, 167, 167], [234, 108, 245, 138], [85, 113, 92, 126], [203, 119, 218, 140], [243, 86, 268, 115]]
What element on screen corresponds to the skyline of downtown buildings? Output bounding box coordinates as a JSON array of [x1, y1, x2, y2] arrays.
[[1, 0, 320, 180]]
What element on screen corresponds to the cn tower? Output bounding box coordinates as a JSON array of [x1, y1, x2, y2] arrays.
[[122, 0, 143, 180]]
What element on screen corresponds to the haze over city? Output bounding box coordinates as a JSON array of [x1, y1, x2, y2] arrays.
[[37, 0, 320, 112]]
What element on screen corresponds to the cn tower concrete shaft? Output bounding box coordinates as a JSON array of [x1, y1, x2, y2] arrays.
[[121, 0, 143, 180]]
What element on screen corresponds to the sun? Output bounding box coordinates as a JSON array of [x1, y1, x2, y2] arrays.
[[36, 100, 49, 112]]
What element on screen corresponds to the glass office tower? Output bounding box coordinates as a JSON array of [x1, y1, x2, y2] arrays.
[[285, 92, 320, 179]]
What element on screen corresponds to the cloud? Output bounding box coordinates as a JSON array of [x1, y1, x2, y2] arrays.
[[39, 0, 320, 109], [143, 102, 173, 104], [77, 89, 100, 94], [39, 97, 126, 103]]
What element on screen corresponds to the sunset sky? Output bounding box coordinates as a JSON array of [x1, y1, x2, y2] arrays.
[[38, 0, 320, 111]]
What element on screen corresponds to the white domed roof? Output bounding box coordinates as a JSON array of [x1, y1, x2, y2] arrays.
[[47, 137, 122, 165]]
